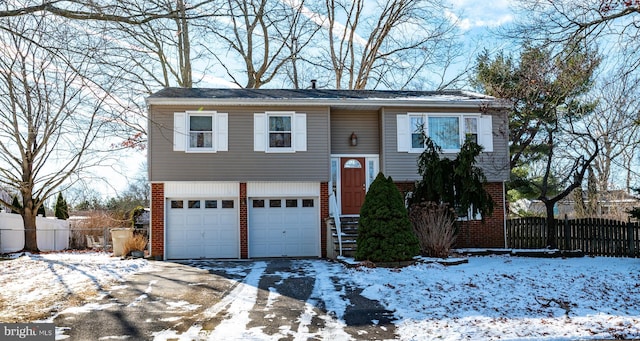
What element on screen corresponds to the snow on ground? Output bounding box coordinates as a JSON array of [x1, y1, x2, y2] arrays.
[[0, 251, 149, 322], [1, 251, 639, 340], [341, 255, 640, 340]]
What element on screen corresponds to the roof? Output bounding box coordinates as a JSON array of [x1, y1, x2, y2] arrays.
[[146, 88, 508, 109]]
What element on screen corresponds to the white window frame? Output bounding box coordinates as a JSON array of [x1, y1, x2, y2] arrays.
[[457, 205, 483, 221], [254, 111, 307, 153], [267, 113, 294, 152], [398, 113, 493, 153], [188, 113, 215, 152], [173, 111, 228, 153]]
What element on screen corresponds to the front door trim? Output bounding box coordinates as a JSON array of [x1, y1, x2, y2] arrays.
[[330, 154, 379, 217]]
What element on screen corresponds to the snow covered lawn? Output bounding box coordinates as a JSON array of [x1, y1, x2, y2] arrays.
[[346, 256, 640, 340], [1, 251, 639, 340], [0, 251, 149, 322]]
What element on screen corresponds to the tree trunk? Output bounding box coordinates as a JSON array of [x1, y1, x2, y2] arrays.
[[545, 202, 557, 249], [22, 206, 38, 252]]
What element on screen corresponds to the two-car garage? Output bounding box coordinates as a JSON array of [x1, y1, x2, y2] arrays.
[[162, 182, 320, 259]]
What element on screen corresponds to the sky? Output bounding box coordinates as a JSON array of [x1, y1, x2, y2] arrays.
[[449, 0, 515, 32], [91, 0, 519, 200]]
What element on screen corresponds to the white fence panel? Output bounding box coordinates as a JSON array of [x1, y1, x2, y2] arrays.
[[0, 213, 24, 253], [0, 212, 70, 253]]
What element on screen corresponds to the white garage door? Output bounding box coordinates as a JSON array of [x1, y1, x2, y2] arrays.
[[166, 198, 238, 259], [249, 198, 319, 257]]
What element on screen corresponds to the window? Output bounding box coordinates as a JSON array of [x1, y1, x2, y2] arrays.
[[344, 159, 362, 168], [330, 159, 338, 196], [252, 200, 265, 208], [254, 112, 306, 152], [464, 117, 478, 144], [269, 199, 281, 208], [222, 200, 234, 208], [171, 200, 183, 209], [286, 199, 298, 208], [411, 116, 425, 149], [429, 116, 460, 150], [457, 205, 482, 221], [189, 115, 213, 149], [269, 116, 292, 148], [205, 200, 217, 208], [173, 111, 228, 152], [302, 199, 314, 207], [188, 200, 200, 208], [398, 113, 492, 153]]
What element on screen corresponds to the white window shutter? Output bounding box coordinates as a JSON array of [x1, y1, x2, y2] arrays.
[[294, 113, 307, 152], [478, 115, 493, 152], [173, 112, 186, 151], [397, 114, 410, 152], [217, 113, 228, 152], [254, 113, 266, 152]]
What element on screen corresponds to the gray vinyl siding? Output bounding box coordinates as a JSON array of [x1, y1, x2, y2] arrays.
[[330, 109, 380, 154], [381, 108, 510, 183], [149, 105, 330, 182]]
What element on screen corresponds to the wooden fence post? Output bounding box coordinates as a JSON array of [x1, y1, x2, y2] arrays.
[[564, 214, 570, 251], [628, 222, 636, 257]]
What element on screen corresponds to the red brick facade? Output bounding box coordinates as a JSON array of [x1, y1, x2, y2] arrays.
[[320, 182, 329, 258], [395, 181, 506, 249], [456, 182, 506, 248], [239, 182, 248, 259], [150, 183, 165, 259]]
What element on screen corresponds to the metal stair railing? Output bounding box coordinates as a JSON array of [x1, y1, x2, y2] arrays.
[[329, 192, 343, 257]]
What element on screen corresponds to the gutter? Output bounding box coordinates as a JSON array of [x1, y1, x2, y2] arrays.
[[145, 97, 508, 109]]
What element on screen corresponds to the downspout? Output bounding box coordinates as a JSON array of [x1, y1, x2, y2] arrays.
[[503, 181, 508, 248]]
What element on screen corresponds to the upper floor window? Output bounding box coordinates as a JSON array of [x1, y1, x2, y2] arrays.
[[398, 113, 492, 153], [464, 117, 478, 144], [269, 115, 292, 148], [189, 115, 213, 149], [254, 112, 307, 153], [173, 111, 228, 153]]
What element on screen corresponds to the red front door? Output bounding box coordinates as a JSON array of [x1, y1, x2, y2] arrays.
[[341, 157, 366, 215]]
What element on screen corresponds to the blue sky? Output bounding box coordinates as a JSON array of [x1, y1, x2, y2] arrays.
[[449, 0, 515, 32], [97, 1, 520, 199]]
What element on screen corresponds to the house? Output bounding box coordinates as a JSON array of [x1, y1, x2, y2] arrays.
[[510, 190, 640, 221], [146, 88, 511, 260]]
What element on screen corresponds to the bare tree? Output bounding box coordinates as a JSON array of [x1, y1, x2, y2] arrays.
[[585, 71, 640, 191], [0, 12, 124, 251], [530, 120, 599, 247], [0, 0, 213, 24], [198, 0, 323, 89], [319, 0, 460, 90], [509, 1, 640, 81]]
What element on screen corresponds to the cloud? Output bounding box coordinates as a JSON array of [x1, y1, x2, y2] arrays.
[[447, 0, 515, 31]]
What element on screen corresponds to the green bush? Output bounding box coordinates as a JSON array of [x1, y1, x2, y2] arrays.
[[355, 173, 420, 262], [54, 192, 69, 220]]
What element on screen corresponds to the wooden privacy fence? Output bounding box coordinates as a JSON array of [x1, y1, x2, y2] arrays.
[[506, 217, 640, 257]]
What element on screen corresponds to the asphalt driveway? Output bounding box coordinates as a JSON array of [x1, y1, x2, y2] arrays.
[[53, 259, 396, 340]]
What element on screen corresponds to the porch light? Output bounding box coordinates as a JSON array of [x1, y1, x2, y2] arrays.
[[350, 132, 358, 146]]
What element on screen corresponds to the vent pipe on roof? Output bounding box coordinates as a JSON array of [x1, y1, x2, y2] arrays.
[[311, 79, 317, 89]]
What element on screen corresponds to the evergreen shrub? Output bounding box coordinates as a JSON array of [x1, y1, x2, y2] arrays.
[[355, 173, 420, 262]]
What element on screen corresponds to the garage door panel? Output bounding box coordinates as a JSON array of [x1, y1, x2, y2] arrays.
[[249, 197, 319, 258], [167, 199, 238, 259]]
